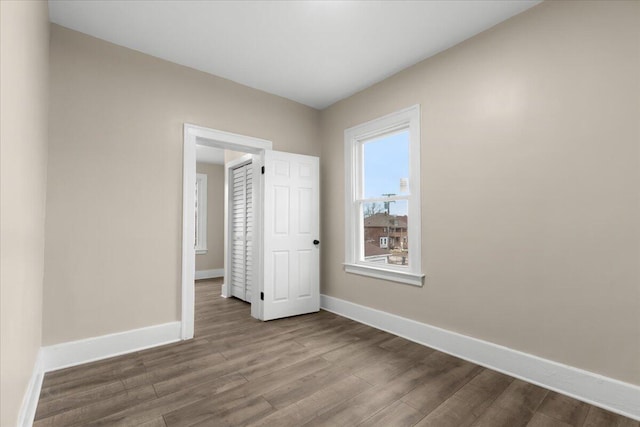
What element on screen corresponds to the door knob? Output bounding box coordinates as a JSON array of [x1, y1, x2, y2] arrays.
[[313, 240, 320, 245]]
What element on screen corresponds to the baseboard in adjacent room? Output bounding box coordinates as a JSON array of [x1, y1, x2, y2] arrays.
[[41, 321, 182, 372], [17, 350, 44, 427], [195, 268, 224, 280], [320, 294, 640, 421]]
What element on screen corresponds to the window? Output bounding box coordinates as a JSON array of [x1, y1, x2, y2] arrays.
[[344, 105, 424, 286], [195, 173, 207, 254]]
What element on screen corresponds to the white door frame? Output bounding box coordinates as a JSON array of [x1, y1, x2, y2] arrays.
[[182, 123, 272, 340]]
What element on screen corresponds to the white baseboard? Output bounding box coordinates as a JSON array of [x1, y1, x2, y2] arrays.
[[17, 350, 44, 427], [195, 268, 224, 280], [320, 294, 640, 421], [41, 321, 182, 372]]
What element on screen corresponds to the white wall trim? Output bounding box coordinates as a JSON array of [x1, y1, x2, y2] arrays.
[[320, 294, 640, 421], [41, 321, 181, 372], [195, 268, 224, 280], [17, 350, 44, 427], [344, 263, 424, 287]]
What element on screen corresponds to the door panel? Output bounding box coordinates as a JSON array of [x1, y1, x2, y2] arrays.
[[297, 250, 312, 297], [273, 186, 290, 234], [298, 188, 312, 234], [273, 251, 290, 301], [262, 151, 319, 320]]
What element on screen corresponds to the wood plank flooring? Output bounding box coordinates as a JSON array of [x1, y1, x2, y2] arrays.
[[34, 278, 638, 427]]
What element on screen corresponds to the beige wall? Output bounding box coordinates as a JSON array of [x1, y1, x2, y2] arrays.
[[39, 0, 639, 389], [195, 162, 225, 271], [320, 0, 640, 385], [44, 25, 320, 345], [0, 1, 50, 425]]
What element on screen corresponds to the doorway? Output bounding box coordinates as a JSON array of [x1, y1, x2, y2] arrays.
[[182, 124, 272, 340]]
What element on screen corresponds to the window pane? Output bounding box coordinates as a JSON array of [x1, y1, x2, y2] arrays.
[[362, 200, 409, 267], [363, 130, 410, 199]]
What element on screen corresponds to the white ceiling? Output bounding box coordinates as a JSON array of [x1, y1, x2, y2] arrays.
[[196, 145, 225, 165], [48, 0, 540, 109]]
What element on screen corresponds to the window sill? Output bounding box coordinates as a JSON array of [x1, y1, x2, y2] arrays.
[[343, 263, 424, 287], [195, 249, 207, 255]]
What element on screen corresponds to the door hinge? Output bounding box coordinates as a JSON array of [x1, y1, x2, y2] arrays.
[[260, 292, 264, 301], [261, 166, 265, 174]]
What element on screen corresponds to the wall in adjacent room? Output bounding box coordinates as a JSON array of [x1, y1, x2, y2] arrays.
[[0, 1, 50, 425], [195, 162, 224, 272], [319, 0, 639, 384]]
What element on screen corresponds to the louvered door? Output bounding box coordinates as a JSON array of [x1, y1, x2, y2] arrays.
[[245, 165, 253, 302], [230, 162, 253, 302]]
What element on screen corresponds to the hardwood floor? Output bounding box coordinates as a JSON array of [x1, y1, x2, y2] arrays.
[[34, 278, 638, 427]]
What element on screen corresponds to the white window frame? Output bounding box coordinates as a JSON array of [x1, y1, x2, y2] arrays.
[[195, 173, 208, 255], [344, 105, 424, 286], [380, 236, 388, 249]]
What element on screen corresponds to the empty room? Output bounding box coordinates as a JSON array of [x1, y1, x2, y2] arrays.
[[1, 0, 638, 426]]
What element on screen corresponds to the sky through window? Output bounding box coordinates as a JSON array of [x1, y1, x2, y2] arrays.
[[363, 130, 409, 215]]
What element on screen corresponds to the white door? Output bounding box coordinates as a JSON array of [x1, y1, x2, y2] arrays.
[[261, 151, 320, 320], [229, 161, 253, 302]]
